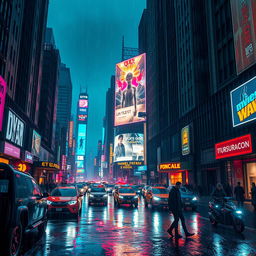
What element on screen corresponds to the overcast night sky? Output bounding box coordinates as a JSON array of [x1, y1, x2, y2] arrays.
[[47, 0, 146, 176]]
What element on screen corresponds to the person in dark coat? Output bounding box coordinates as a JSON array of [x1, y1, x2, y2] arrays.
[[211, 183, 226, 199], [251, 182, 256, 211], [167, 182, 194, 239], [234, 182, 245, 208]]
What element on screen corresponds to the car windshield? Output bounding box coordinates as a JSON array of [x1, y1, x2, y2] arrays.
[[152, 188, 168, 194], [51, 188, 77, 197], [91, 188, 106, 192], [119, 189, 135, 193]]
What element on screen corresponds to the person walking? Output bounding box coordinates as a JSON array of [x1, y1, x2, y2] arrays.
[[251, 182, 256, 211], [167, 182, 195, 239], [234, 182, 245, 208]]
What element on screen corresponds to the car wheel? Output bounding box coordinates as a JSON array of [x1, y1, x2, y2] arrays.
[[38, 220, 47, 238], [7, 223, 23, 256]]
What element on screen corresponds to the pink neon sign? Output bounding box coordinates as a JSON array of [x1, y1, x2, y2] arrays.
[[4, 142, 21, 158], [0, 76, 7, 131]]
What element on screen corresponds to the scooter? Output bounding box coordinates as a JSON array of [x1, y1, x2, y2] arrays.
[[208, 197, 245, 233]]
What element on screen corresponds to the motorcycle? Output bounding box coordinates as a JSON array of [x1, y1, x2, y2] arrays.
[[208, 197, 245, 233]]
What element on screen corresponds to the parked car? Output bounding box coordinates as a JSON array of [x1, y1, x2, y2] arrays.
[[0, 163, 48, 256], [47, 186, 83, 217], [144, 186, 169, 209], [88, 187, 108, 206], [105, 184, 115, 194]]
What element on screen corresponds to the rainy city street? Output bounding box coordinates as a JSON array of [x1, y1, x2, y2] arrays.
[[23, 195, 256, 256]]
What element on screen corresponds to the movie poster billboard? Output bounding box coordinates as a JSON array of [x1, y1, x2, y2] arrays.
[[114, 133, 144, 162], [32, 130, 41, 156], [76, 124, 86, 155], [230, 0, 256, 74], [115, 53, 146, 126]]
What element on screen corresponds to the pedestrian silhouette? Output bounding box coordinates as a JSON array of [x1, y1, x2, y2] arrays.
[[234, 182, 245, 208], [167, 182, 194, 239]]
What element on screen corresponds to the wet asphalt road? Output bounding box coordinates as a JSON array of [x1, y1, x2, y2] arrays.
[[23, 195, 256, 256]]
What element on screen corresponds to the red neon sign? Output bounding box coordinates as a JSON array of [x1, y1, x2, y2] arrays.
[[215, 134, 252, 159]]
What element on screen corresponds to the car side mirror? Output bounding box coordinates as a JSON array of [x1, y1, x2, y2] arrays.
[[43, 192, 49, 198]]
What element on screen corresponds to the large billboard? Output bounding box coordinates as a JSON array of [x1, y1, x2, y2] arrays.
[[230, 76, 256, 127], [78, 94, 88, 123], [76, 124, 86, 155], [230, 0, 256, 74], [32, 130, 41, 156], [115, 53, 146, 126], [114, 133, 144, 162]]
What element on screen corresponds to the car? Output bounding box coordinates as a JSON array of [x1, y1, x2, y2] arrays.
[[144, 186, 169, 209], [180, 186, 198, 211], [105, 184, 115, 194], [47, 186, 83, 218], [0, 163, 48, 256], [88, 186, 108, 206], [114, 187, 139, 208], [132, 185, 144, 195]]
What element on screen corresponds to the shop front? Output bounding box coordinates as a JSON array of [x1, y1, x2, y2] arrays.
[[33, 161, 60, 190], [159, 162, 189, 186], [215, 134, 256, 199]]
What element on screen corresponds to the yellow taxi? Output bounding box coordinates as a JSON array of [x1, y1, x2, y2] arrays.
[[144, 186, 169, 209], [114, 187, 139, 208]]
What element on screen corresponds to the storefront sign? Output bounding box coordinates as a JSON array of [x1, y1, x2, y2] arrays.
[[117, 161, 143, 167], [181, 126, 190, 155], [35, 161, 60, 170], [4, 142, 20, 158], [159, 162, 182, 172], [0, 76, 7, 131], [24, 151, 33, 164], [231, 76, 256, 127], [215, 134, 252, 159], [61, 155, 67, 171], [68, 121, 74, 148], [6, 110, 25, 147]]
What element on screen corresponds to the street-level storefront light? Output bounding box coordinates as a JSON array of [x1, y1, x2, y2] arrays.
[[192, 197, 198, 201], [235, 210, 243, 215], [68, 200, 77, 205]]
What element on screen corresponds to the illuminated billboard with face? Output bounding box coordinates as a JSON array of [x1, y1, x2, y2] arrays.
[[114, 133, 144, 162], [230, 0, 256, 74], [76, 124, 86, 155], [115, 53, 146, 126]]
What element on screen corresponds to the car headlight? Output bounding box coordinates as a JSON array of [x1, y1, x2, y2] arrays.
[[134, 195, 139, 199], [68, 200, 77, 205], [89, 194, 94, 198], [47, 200, 52, 205], [153, 196, 160, 201], [215, 205, 220, 209], [80, 189, 84, 192], [119, 196, 124, 199], [235, 210, 243, 215], [192, 197, 198, 201], [103, 194, 108, 197]]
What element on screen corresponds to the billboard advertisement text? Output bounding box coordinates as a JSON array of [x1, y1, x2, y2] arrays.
[[114, 133, 144, 162], [76, 124, 86, 155], [230, 76, 256, 127], [230, 0, 256, 74], [115, 54, 146, 126]]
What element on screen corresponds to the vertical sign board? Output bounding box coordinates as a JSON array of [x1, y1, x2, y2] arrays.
[[0, 76, 7, 131], [115, 53, 146, 126], [32, 130, 41, 156], [230, 76, 256, 127], [181, 126, 190, 156], [68, 121, 74, 148], [230, 0, 256, 74]]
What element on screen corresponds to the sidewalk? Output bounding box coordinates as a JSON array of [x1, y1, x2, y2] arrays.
[[197, 196, 256, 229]]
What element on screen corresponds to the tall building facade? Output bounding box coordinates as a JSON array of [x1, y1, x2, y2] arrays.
[[39, 28, 60, 160], [141, 0, 256, 197]]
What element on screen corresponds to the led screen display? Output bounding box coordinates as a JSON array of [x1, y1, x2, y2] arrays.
[[114, 133, 144, 162], [115, 53, 146, 126], [76, 124, 86, 155]]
